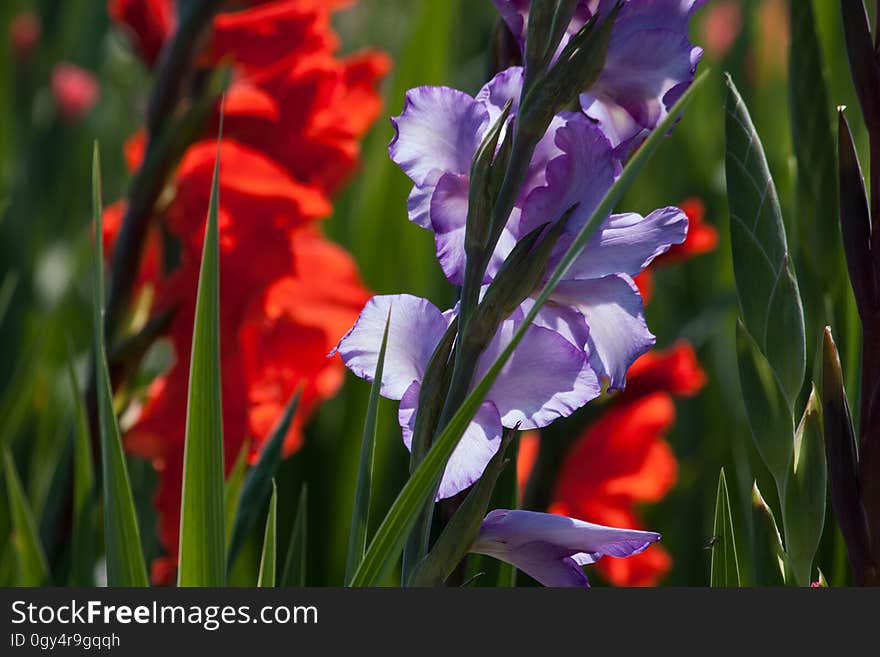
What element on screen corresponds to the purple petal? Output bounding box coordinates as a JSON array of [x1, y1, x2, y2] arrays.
[[519, 115, 620, 238], [476, 66, 525, 124], [332, 294, 450, 400], [515, 297, 590, 352], [582, 0, 705, 150], [561, 206, 689, 280], [430, 172, 470, 284], [389, 86, 488, 187], [399, 382, 504, 500], [551, 274, 654, 390], [471, 509, 660, 587], [476, 320, 600, 429], [489, 543, 592, 587], [490, 0, 529, 51], [407, 183, 435, 229]]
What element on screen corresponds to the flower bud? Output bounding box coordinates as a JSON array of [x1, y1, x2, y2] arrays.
[[51, 63, 99, 124]]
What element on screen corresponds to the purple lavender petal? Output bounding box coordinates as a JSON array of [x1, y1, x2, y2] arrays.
[[560, 206, 689, 280], [389, 86, 488, 187], [486, 543, 592, 587], [519, 115, 620, 238], [430, 172, 471, 284], [552, 274, 654, 390], [332, 294, 450, 400], [515, 297, 591, 352], [476, 320, 600, 429], [471, 509, 661, 587], [475, 65, 525, 123], [582, 0, 706, 150], [407, 183, 435, 229], [399, 382, 504, 500]]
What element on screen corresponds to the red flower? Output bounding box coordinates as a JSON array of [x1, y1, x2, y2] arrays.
[[105, 0, 386, 582], [549, 347, 704, 587], [108, 0, 175, 66], [51, 63, 99, 123]]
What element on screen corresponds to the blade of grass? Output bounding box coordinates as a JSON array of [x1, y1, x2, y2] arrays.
[[227, 389, 301, 569], [177, 131, 226, 587], [68, 358, 95, 586], [280, 484, 308, 587], [257, 481, 277, 587], [92, 142, 149, 587], [344, 311, 390, 584], [3, 448, 49, 585], [348, 68, 710, 587], [710, 468, 742, 587]]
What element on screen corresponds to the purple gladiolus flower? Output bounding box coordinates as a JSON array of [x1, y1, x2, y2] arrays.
[[332, 294, 600, 499], [492, 0, 706, 153], [471, 509, 661, 586], [390, 85, 689, 388]]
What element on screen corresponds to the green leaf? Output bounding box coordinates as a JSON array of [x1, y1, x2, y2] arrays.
[[228, 389, 301, 569], [280, 484, 308, 587], [177, 136, 226, 587], [735, 320, 794, 488], [68, 358, 95, 586], [783, 386, 827, 586], [710, 468, 741, 587], [725, 75, 806, 407], [345, 311, 390, 585], [92, 142, 149, 588], [3, 448, 49, 585], [257, 481, 277, 587], [348, 69, 710, 587], [788, 0, 840, 282], [224, 441, 250, 551]]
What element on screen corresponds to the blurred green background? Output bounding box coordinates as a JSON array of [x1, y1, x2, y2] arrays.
[[0, 0, 871, 586]]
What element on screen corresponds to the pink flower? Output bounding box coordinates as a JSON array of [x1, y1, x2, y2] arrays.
[[51, 63, 99, 123], [9, 12, 41, 61]]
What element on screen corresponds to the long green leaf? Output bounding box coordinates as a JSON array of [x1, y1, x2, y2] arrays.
[[3, 448, 48, 585], [280, 484, 308, 587], [92, 142, 149, 587], [710, 468, 741, 587], [789, 0, 840, 282], [228, 389, 301, 569], [68, 358, 95, 586], [344, 312, 391, 584], [735, 320, 794, 489], [348, 68, 710, 587], [177, 134, 226, 587], [257, 481, 277, 587], [725, 75, 805, 407]]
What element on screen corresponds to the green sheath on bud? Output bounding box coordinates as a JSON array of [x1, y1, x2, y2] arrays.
[[782, 386, 826, 587]]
